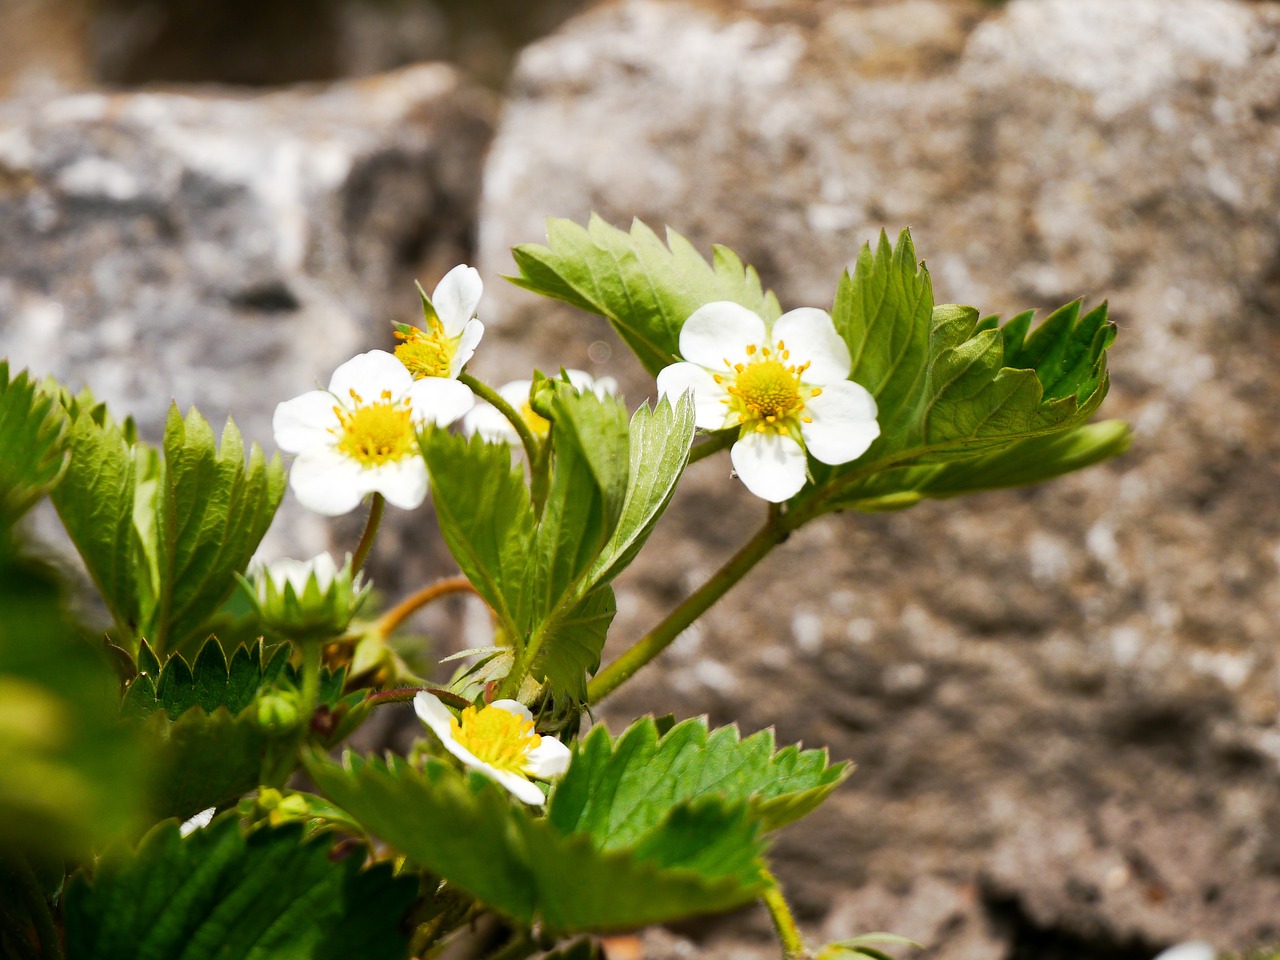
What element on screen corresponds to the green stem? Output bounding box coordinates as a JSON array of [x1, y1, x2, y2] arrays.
[[761, 868, 807, 960], [350, 493, 385, 575], [377, 576, 477, 637], [459, 372, 541, 467], [300, 642, 323, 727], [687, 429, 735, 465], [587, 510, 792, 704]]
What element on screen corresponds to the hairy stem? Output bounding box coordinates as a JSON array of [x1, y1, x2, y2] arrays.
[[586, 510, 791, 704], [377, 575, 478, 637], [459, 372, 541, 467], [761, 868, 807, 960], [350, 493, 385, 575]]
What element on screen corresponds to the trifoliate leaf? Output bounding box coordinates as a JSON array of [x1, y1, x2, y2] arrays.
[[306, 752, 765, 934], [510, 215, 781, 376], [587, 394, 696, 586], [63, 818, 416, 960], [549, 717, 850, 843], [808, 230, 1122, 512], [147, 406, 285, 657], [0, 362, 69, 524], [0, 536, 149, 855]]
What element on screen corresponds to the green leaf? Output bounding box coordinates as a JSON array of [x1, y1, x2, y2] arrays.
[[550, 717, 849, 842], [63, 818, 416, 960], [121, 639, 290, 722], [510, 215, 781, 376], [307, 752, 765, 934], [831, 230, 932, 447], [421, 390, 632, 703], [148, 407, 286, 656], [0, 537, 149, 855], [0, 363, 69, 524], [809, 231, 1122, 512], [816, 933, 923, 960], [841, 419, 1132, 510], [50, 401, 152, 640], [587, 394, 696, 586]]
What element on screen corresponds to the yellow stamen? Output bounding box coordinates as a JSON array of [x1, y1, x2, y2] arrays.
[[332, 392, 416, 467], [519, 400, 551, 437], [450, 705, 542, 775], [395, 325, 456, 380]]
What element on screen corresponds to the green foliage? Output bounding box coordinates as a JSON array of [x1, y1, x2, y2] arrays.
[[588, 394, 696, 585], [63, 817, 416, 960], [52, 400, 284, 656], [306, 752, 765, 934], [811, 230, 1122, 511], [549, 717, 849, 841], [0, 363, 69, 524], [148, 407, 286, 656], [0, 537, 148, 855], [422, 386, 636, 701], [121, 638, 345, 821], [816, 933, 923, 960], [510, 215, 781, 376]]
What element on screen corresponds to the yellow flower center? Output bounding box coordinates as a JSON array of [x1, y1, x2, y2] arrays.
[[450, 704, 542, 775], [719, 340, 818, 435], [519, 399, 550, 437], [332, 389, 416, 467], [394, 324, 456, 380]]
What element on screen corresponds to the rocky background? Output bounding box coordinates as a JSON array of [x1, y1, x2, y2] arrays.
[[2, 0, 1279, 958]]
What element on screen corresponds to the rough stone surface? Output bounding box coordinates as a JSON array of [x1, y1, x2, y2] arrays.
[[477, 0, 1280, 954]]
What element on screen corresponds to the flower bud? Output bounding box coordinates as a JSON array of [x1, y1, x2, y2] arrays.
[[247, 552, 370, 645]]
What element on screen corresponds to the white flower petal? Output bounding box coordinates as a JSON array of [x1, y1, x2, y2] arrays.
[[1154, 945, 1216, 960], [771, 307, 851, 385], [272, 390, 339, 453], [679, 301, 767, 369], [179, 806, 216, 837], [431, 265, 483, 337], [488, 767, 547, 806], [407, 376, 475, 427], [448, 319, 485, 377], [289, 448, 368, 516], [730, 431, 808, 502], [413, 690, 455, 735], [497, 380, 535, 408], [525, 735, 571, 780], [464, 403, 519, 443], [262, 552, 338, 593], [328, 350, 413, 402], [801, 380, 880, 465], [364, 456, 429, 510], [657, 361, 734, 431], [590, 376, 619, 398], [487, 698, 534, 723]]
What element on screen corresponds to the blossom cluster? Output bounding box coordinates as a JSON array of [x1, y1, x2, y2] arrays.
[[262, 265, 880, 803]]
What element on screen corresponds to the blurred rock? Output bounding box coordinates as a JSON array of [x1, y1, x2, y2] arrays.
[[478, 0, 1280, 953], [0, 64, 493, 556]]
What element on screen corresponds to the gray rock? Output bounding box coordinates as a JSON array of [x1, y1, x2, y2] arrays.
[[478, 0, 1280, 952]]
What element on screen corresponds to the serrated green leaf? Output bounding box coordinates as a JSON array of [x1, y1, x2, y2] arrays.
[[832, 230, 932, 447], [63, 817, 416, 960], [122, 638, 291, 722], [148, 407, 285, 656], [549, 717, 850, 844], [0, 362, 69, 523], [50, 402, 150, 640], [510, 215, 781, 376], [307, 752, 765, 934], [0, 536, 149, 855], [587, 394, 696, 586], [421, 393, 631, 703], [806, 231, 1122, 513]]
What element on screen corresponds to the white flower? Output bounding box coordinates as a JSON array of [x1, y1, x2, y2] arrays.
[[413, 691, 571, 806], [1153, 945, 1215, 960], [394, 264, 485, 379], [656, 301, 879, 502], [251, 552, 341, 598], [179, 807, 215, 837], [463, 370, 620, 444], [273, 349, 473, 515]]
